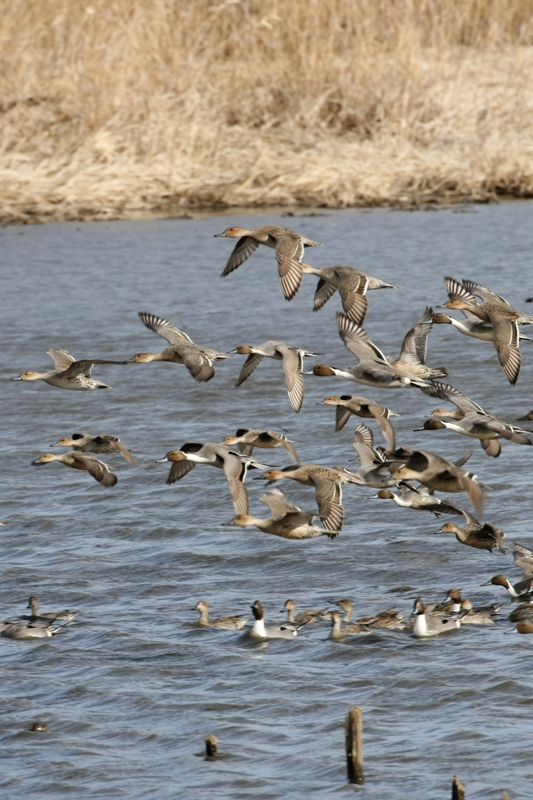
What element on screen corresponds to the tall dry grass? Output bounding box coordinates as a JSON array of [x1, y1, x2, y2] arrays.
[[1, 0, 533, 221]]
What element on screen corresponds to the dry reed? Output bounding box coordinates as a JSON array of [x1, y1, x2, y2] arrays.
[[1, 0, 533, 222]]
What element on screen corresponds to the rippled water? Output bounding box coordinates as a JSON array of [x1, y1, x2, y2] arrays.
[[1, 203, 532, 799]]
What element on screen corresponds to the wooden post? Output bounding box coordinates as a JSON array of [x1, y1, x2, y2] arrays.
[[204, 734, 218, 758], [345, 706, 364, 784], [452, 774, 465, 800]]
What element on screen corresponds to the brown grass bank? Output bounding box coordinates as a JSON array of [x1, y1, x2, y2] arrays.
[[1, 0, 533, 222]]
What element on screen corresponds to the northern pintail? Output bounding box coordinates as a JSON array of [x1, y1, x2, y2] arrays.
[[222, 428, 298, 463], [509, 601, 533, 622], [329, 610, 370, 638], [250, 600, 299, 639], [193, 601, 249, 630], [518, 410, 533, 421], [411, 598, 461, 638], [258, 464, 360, 533], [442, 589, 498, 624], [483, 574, 533, 599], [319, 394, 399, 450], [130, 312, 230, 382], [515, 620, 533, 634], [386, 307, 449, 380], [227, 488, 338, 539], [440, 277, 533, 384], [431, 312, 532, 342], [331, 599, 404, 630], [12, 349, 123, 390], [32, 452, 117, 486], [0, 620, 71, 640], [215, 224, 321, 301], [29, 722, 50, 732], [347, 425, 400, 489], [372, 485, 463, 517], [234, 340, 316, 413], [302, 268, 370, 324], [52, 432, 135, 465], [417, 382, 532, 457], [338, 310, 443, 383], [157, 443, 268, 515], [392, 449, 486, 513], [436, 509, 506, 553], [281, 599, 331, 625], [302, 264, 396, 321], [22, 596, 78, 624]]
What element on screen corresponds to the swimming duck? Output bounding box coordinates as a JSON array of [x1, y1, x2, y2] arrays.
[[12, 349, 123, 390], [234, 340, 316, 413], [318, 394, 399, 449], [440, 277, 533, 384], [392, 449, 486, 513], [249, 600, 299, 639], [32, 452, 117, 486], [215, 224, 322, 301], [442, 589, 498, 624], [281, 599, 331, 625], [222, 429, 298, 462], [483, 574, 533, 599], [417, 382, 532, 457], [130, 312, 230, 382], [0, 620, 70, 640], [372, 485, 463, 517], [52, 432, 135, 465], [193, 601, 249, 630], [302, 263, 396, 322], [411, 598, 461, 638], [22, 596, 78, 624], [329, 610, 370, 638], [227, 488, 338, 539], [515, 621, 533, 634], [509, 601, 533, 622], [436, 509, 506, 553], [330, 598, 403, 629], [158, 443, 268, 515], [258, 464, 360, 532]]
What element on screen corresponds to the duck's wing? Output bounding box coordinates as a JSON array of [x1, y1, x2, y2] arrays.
[[47, 349, 75, 369], [444, 276, 479, 305], [313, 277, 338, 311], [337, 274, 369, 326], [275, 234, 305, 301], [461, 279, 510, 305], [180, 351, 215, 382], [279, 346, 304, 412], [420, 381, 487, 415], [489, 316, 521, 385], [221, 237, 260, 276], [351, 425, 377, 466], [337, 313, 390, 364], [312, 477, 344, 532], [514, 543, 533, 576], [260, 488, 300, 517], [367, 401, 397, 450], [73, 453, 117, 486], [138, 312, 193, 345], [104, 437, 135, 465], [166, 460, 196, 485], [480, 438, 502, 458], [396, 307, 433, 366], [222, 454, 249, 515], [235, 353, 264, 386]]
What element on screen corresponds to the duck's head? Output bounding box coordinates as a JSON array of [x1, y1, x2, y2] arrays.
[[431, 313, 453, 324], [12, 371, 41, 381], [32, 453, 60, 465], [309, 364, 336, 377], [318, 395, 342, 405], [214, 226, 247, 239], [414, 418, 446, 431], [129, 353, 156, 363]]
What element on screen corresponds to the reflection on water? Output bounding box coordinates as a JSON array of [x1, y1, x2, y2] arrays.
[[1, 203, 532, 798]]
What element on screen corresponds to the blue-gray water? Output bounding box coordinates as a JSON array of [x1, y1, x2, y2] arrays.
[[1, 203, 532, 799]]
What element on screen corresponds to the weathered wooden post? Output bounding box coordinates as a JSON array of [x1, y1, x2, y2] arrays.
[[452, 774, 465, 800], [204, 734, 218, 758], [345, 706, 364, 784]]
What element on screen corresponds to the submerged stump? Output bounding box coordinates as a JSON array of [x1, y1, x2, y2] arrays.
[[345, 706, 364, 784]]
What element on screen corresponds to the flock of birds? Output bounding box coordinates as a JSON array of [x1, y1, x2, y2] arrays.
[[6, 221, 533, 641]]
